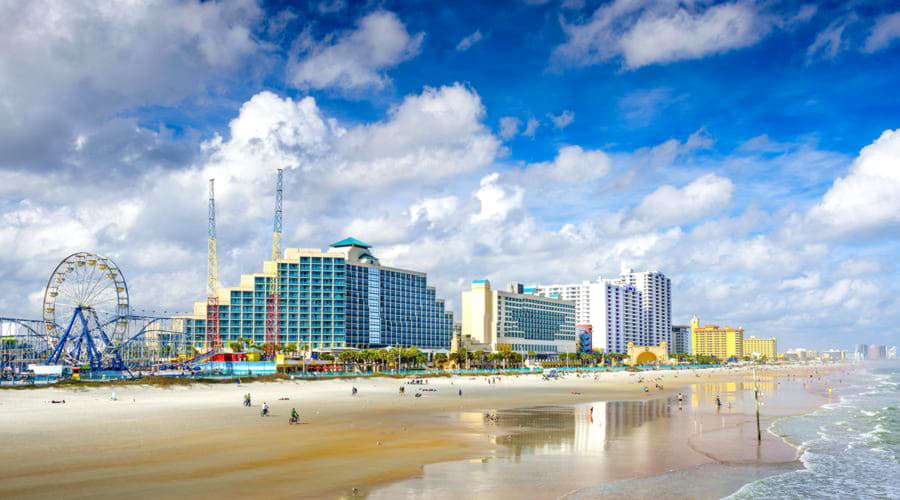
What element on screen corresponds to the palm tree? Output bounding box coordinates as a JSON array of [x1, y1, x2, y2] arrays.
[[338, 350, 356, 369]]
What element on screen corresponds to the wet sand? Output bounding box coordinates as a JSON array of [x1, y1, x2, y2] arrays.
[[0, 365, 850, 499]]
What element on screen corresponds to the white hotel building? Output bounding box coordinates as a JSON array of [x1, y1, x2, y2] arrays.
[[619, 270, 672, 349], [532, 269, 671, 354]]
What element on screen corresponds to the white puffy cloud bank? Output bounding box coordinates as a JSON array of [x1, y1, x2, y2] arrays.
[[0, 1, 898, 350]]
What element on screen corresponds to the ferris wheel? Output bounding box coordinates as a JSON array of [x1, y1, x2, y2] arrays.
[[42, 252, 130, 367]]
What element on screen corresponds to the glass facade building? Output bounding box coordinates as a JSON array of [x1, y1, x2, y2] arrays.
[[185, 238, 453, 352], [344, 263, 453, 350]]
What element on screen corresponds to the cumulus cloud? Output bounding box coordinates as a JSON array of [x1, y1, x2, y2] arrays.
[[456, 30, 484, 51], [548, 110, 575, 129], [525, 145, 611, 183], [472, 173, 524, 222], [863, 11, 900, 52], [204, 84, 500, 197], [410, 196, 460, 226], [0, 0, 264, 171], [553, 1, 774, 69], [630, 173, 734, 228], [287, 11, 423, 91], [806, 129, 900, 238]]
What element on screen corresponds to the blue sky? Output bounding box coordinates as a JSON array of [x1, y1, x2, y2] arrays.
[[1, 0, 900, 350]]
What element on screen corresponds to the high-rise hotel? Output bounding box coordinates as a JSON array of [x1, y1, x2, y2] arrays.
[[462, 280, 576, 355], [184, 238, 453, 352], [531, 269, 671, 354]]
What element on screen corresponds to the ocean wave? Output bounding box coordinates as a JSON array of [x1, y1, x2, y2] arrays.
[[727, 368, 900, 499]]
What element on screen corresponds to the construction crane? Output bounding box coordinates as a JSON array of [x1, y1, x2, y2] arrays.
[[206, 178, 221, 351], [264, 169, 283, 358]]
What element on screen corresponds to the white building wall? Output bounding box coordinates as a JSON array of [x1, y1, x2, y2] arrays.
[[534, 279, 642, 354], [619, 270, 672, 351]]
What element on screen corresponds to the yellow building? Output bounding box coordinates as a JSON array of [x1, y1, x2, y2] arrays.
[[690, 316, 743, 360], [743, 336, 777, 360]]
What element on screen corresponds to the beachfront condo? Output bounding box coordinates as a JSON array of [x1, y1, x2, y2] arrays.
[[461, 280, 576, 356], [530, 268, 671, 354], [690, 316, 744, 360], [182, 238, 453, 352], [743, 336, 777, 360]]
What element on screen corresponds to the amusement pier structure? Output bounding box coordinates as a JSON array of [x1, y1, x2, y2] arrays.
[[0, 252, 190, 377], [0, 170, 287, 379]]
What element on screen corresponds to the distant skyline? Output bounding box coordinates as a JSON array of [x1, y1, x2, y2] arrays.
[[1, 1, 900, 350]]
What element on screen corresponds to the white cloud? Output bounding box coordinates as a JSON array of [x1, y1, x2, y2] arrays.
[[333, 84, 499, 186], [472, 173, 524, 222], [548, 110, 575, 129], [863, 12, 900, 53], [630, 173, 734, 228], [525, 145, 611, 183], [410, 196, 460, 226], [619, 87, 687, 125], [287, 11, 423, 91], [456, 30, 484, 51], [203, 84, 500, 197], [806, 129, 900, 238], [318, 0, 346, 14], [522, 118, 540, 137], [554, 1, 774, 69], [0, 0, 264, 170], [779, 272, 821, 290], [807, 17, 854, 61], [499, 117, 521, 139]]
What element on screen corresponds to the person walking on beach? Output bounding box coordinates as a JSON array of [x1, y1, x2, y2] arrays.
[[677, 392, 684, 409], [715, 395, 722, 411], [352, 386, 358, 396], [458, 388, 462, 397]]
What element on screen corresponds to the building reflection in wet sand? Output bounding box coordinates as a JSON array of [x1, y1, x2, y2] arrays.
[[481, 398, 674, 458]]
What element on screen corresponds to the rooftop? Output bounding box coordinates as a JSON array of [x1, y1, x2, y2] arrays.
[[329, 237, 371, 249]]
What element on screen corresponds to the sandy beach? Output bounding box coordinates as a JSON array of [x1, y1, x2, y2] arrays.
[[0, 365, 852, 499]]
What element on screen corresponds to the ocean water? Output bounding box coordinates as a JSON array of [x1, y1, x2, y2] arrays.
[[729, 364, 900, 499]]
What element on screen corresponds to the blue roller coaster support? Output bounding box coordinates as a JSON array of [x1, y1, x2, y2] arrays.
[[46, 306, 128, 371]]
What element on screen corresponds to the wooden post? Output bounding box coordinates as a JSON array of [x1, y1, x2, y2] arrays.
[[754, 367, 761, 443]]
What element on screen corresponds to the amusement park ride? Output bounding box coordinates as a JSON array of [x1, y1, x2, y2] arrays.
[[0, 169, 286, 378], [0, 251, 188, 376]]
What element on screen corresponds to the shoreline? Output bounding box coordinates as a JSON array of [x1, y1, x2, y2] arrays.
[[368, 366, 845, 499], [0, 364, 852, 499]]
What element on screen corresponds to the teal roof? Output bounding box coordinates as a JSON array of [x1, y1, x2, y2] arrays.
[[329, 237, 372, 248]]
